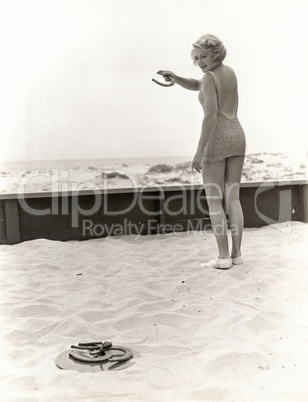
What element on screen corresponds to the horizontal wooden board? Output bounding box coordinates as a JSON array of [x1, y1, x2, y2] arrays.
[[1, 182, 307, 244]]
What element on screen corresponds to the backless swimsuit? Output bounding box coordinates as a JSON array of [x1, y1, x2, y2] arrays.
[[198, 71, 246, 163]]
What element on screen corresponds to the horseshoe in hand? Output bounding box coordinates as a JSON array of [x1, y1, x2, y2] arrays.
[[152, 72, 175, 87]]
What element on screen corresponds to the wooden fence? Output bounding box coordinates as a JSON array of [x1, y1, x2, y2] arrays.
[[0, 180, 307, 244]]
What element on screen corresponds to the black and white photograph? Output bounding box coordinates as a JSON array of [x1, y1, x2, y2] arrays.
[[0, 0, 307, 401]]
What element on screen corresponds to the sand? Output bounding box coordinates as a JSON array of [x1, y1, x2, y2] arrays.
[[0, 221, 307, 401]]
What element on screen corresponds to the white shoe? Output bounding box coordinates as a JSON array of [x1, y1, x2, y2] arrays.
[[232, 257, 244, 265], [200, 257, 232, 270]]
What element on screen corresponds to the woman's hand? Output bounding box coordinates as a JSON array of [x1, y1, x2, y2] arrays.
[[191, 151, 203, 173], [156, 70, 177, 83]]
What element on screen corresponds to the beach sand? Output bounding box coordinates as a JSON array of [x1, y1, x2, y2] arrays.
[[0, 221, 307, 401], [0, 152, 307, 194]]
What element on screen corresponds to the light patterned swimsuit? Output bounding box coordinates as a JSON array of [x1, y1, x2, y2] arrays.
[[199, 71, 246, 163]]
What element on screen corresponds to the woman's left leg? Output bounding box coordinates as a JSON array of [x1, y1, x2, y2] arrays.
[[202, 159, 230, 259]]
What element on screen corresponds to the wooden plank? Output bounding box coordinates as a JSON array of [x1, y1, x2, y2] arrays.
[[0, 201, 7, 241], [159, 190, 166, 227], [4, 199, 21, 244], [18, 192, 160, 237], [241, 183, 303, 227], [300, 184, 308, 223], [20, 217, 162, 241], [163, 189, 209, 224], [0, 181, 306, 245]]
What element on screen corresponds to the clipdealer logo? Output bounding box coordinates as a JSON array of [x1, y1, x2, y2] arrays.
[[16, 167, 295, 235]]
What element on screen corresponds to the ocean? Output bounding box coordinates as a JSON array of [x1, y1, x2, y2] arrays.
[[0, 156, 192, 172]]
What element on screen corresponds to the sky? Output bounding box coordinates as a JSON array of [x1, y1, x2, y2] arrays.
[[0, 0, 307, 161]]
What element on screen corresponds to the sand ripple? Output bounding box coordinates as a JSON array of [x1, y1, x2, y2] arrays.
[[0, 222, 307, 401]]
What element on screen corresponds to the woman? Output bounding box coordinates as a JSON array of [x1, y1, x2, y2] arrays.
[[158, 34, 246, 269]]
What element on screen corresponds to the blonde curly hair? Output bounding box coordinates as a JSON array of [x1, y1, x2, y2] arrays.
[[191, 34, 227, 64]]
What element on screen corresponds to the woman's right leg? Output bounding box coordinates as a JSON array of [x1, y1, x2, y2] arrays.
[[202, 158, 230, 259], [224, 156, 245, 259]]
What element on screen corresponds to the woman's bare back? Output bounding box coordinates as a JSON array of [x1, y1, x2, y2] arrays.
[[209, 65, 238, 119]]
